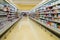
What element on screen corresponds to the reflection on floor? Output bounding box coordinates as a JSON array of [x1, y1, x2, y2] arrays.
[[2, 17, 60, 40]]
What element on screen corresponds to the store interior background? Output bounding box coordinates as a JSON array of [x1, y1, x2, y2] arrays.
[[0, 0, 60, 40]]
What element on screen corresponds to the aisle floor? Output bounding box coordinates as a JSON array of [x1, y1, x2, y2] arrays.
[[2, 17, 60, 40]]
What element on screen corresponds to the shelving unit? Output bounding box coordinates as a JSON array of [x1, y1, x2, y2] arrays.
[[30, 0, 60, 38], [39, 3, 60, 31], [0, 2, 22, 38], [40, 4, 60, 21]]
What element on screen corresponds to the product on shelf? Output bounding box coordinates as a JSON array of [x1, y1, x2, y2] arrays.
[[57, 23, 60, 29], [58, 14, 60, 18], [35, 11, 40, 19], [51, 22, 57, 28], [46, 6, 53, 10], [46, 21, 51, 26]]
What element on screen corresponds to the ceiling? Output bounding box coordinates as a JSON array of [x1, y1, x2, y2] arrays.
[[6, 0, 42, 11]]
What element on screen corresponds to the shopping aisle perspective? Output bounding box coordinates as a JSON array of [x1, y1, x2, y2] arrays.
[[1, 17, 59, 40]]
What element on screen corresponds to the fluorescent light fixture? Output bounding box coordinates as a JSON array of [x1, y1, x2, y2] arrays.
[[5, 0, 17, 9]]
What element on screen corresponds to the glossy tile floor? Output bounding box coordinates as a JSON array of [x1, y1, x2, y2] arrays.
[[3, 17, 60, 40]]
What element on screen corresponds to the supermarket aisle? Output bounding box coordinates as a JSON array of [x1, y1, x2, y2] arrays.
[[3, 17, 59, 40]]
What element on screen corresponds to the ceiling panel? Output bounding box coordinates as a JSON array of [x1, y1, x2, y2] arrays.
[[8, 0, 42, 11], [12, 0, 42, 4], [15, 4, 36, 11]]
